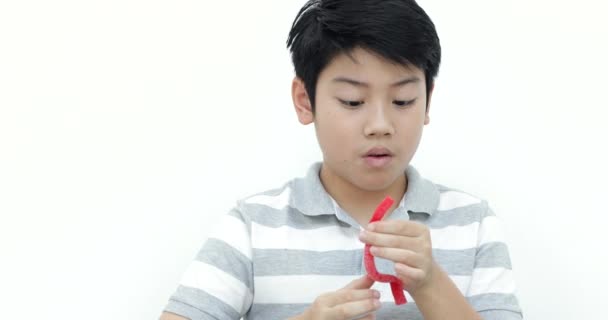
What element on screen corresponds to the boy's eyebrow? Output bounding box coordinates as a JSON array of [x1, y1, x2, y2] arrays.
[[332, 76, 421, 87]]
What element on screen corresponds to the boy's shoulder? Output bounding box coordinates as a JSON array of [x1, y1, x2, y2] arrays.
[[434, 183, 491, 213], [235, 162, 335, 217], [427, 183, 495, 229]]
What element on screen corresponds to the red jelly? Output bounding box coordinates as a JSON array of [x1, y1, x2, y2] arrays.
[[363, 196, 407, 305]]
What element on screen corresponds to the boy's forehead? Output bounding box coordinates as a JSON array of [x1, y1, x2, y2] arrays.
[[321, 48, 424, 83]]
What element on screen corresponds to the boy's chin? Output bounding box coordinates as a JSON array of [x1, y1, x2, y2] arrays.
[[352, 173, 402, 192]]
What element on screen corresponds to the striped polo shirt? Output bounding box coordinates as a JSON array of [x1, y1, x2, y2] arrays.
[[164, 162, 523, 319]]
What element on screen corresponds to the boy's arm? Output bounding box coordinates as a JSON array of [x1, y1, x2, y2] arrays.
[[161, 208, 254, 320], [159, 311, 189, 320], [411, 262, 481, 320]]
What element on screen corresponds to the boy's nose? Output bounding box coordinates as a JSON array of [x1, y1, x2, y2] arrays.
[[363, 105, 395, 137]]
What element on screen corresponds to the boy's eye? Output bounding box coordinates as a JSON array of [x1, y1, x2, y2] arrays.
[[338, 99, 364, 108], [337, 98, 416, 108], [394, 99, 416, 107]]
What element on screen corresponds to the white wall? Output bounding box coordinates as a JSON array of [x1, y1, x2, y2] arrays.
[[1, 0, 606, 319]]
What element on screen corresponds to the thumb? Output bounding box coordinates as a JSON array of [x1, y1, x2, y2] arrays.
[[343, 274, 375, 290]]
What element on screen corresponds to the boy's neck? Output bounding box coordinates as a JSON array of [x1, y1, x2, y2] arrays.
[[319, 164, 408, 227]]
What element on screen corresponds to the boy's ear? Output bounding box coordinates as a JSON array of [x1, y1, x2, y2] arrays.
[[292, 77, 314, 125], [424, 83, 435, 125]]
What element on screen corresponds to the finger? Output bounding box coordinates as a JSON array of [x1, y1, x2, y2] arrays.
[[326, 289, 380, 307], [359, 230, 420, 249], [343, 275, 375, 290], [395, 262, 426, 282], [329, 298, 381, 319], [367, 220, 426, 237], [369, 246, 423, 268]]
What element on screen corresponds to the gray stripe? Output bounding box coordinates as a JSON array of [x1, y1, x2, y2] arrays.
[[476, 242, 513, 269], [253, 249, 363, 276], [197, 238, 253, 289], [252, 248, 482, 277], [242, 198, 494, 230], [433, 248, 476, 276], [249, 302, 425, 320], [227, 207, 246, 223], [242, 204, 350, 229], [477, 309, 523, 320], [246, 295, 521, 319], [164, 299, 211, 320], [166, 285, 242, 319], [243, 202, 488, 230], [468, 293, 523, 316], [425, 203, 488, 228], [248, 303, 308, 320], [375, 302, 423, 320], [436, 185, 481, 200]]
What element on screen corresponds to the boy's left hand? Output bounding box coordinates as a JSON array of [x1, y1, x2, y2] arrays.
[[359, 220, 436, 295]]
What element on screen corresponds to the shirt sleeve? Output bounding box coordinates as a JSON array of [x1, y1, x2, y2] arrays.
[[467, 201, 523, 319], [164, 207, 254, 320]]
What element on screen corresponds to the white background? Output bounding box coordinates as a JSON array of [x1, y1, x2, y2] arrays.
[[1, 0, 607, 319]]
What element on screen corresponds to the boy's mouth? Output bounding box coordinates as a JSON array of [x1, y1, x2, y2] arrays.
[[364, 146, 394, 157], [363, 146, 394, 167]]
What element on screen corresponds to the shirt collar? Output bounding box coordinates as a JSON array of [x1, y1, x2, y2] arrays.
[[289, 162, 439, 220]]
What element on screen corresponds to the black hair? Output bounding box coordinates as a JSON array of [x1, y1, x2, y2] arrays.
[[286, 0, 441, 113]]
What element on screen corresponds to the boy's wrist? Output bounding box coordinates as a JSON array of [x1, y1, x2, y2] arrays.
[[409, 262, 482, 320], [410, 260, 443, 302]]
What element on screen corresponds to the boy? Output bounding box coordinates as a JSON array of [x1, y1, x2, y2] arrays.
[[161, 0, 522, 319]]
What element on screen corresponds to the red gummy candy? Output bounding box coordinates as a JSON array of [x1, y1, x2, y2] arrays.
[[363, 196, 407, 305]]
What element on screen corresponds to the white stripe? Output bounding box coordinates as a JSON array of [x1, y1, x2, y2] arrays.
[[180, 261, 253, 315], [431, 216, 508, 250], [437, 191, 482, 211], [253, 274, 477, 304], [253, 275, 353, 304], [253, 275, 414, 304], [252, 221, 485, 251], [467, 267, 516, 296], [430, 222, 479, 250], [244, 187, 291, 209], [209, 214, 252, 259], [253, 274, 490, 304], [252, 223, 362, 251], [478, 215, 506, 246]]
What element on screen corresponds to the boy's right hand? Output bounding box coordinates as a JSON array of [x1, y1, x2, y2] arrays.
[[291, 275, 381, 320]]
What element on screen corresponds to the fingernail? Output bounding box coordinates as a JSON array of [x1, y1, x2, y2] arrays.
[[372, 290, 380, 298], [373, 299, 381, 308], [359, 230, 366, 239], [370, 246, 378, 255], [367, 223, 375, 231]]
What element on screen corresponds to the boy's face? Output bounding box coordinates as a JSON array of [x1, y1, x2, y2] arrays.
[[293, 47, 432, 193]]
